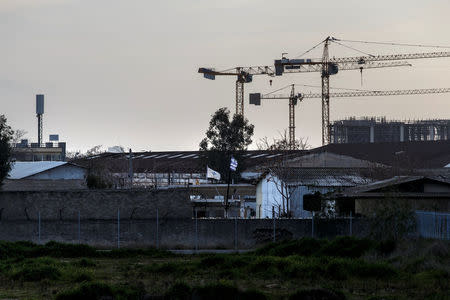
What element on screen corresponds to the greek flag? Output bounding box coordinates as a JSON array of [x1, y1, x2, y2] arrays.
[[230, 156, 238, 171]]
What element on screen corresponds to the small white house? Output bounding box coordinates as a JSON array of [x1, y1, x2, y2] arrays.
[[255, 168, 370, 218]]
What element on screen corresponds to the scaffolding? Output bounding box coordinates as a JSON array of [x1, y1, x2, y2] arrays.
[[330, 117, 450, 144]]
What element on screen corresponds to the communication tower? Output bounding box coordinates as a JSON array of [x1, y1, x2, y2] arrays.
[[36, 94, 44, 146]]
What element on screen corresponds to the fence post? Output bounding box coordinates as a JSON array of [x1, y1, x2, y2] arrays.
[[234, 217, 237, 250], [311, 211, 315, 238], [156, 208, 159, 249], [195, 208, 198, 252], [272, 206, 276, 243], [349, 211, 353, 236], [38, 211, 41, 244], [78, 210, 81, 244], [117, 209, 120, 249]]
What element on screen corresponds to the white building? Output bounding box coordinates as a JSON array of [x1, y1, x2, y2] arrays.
[[255, 168, 371, 218]]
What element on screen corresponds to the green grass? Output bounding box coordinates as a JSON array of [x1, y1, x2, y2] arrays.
[[0, 237, 447, 299]]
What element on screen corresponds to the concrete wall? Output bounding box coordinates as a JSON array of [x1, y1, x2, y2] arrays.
[[1, 179, 87, 191], [0, 188, 371, 249], [0, 188, 191, 221], [0, 218, 370, 249]]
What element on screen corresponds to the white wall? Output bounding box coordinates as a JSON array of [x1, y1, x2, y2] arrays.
[[256, 173, 340, 218], [28, 165, 86, 180]]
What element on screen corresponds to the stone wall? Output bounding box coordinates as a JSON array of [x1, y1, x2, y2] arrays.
[[0, 188, 191, 220], [0, 188, 372, 249]]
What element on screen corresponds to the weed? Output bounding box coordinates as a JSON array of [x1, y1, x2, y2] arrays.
[[289, 288, 346, 300], [319, 236, 374, 258], [73, 258, 96, 268], [56, 281, 145, 300]]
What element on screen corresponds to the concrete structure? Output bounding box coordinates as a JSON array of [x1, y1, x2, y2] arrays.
[[190, 184, 256, 218], [338, 176, 450, 214], [12, 140, 66, 162], [330, 117, 450, 144]]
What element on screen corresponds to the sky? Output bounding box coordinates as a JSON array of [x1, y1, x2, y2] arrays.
[[1, 0, 450, 152]]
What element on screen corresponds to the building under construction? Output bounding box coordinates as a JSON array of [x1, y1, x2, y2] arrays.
[[330, 117, 450, 144]]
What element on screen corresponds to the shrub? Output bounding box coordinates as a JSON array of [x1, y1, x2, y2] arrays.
[[56, 282, 144, 300], [74, 258, 96, 268], [376, 239, 397, 256], [12, 261, 62, 282], [43, 241, 98, 258], [193, 282, 267, 300], [255, 238, 328, 257], [289, 288, 346, 300], [71, 270, 94, 283], [351, 261, 397, 278], [319, 236, 374, 258], [165, 282, 192, 299], [56, 282, 114, 300]]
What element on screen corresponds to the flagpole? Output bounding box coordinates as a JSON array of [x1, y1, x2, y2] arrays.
[[225, 158, 231, 219]]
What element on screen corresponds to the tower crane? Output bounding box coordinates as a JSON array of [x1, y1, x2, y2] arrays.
[[198, 60, 410, 117], [274, 37, 450, 145], [250, 86, 450, 149]]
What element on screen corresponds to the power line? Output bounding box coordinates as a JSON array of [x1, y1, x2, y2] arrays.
[[293, 39, 325, 58], [336, 38, 450, 49], [331, 40, 375, 57]]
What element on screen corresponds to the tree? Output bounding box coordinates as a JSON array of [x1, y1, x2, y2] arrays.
[[199, 108, 254, 180], [0, 115, 13, 187], [11, 129, 27, 144], [257, 130, 310, 151]]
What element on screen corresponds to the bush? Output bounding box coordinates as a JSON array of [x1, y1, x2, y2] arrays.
[[289, 288, 346, 300], [255, 238, 328, 257], [71, 270, 94, 283], [193, 282, 267, 300], [43, 241, 98, 258], [74, 258, 96, 268], [255, 237, 374, 258], [56, 282, 145, 300], [376, 239, 397, 256], [351, 261, 397, 278], [0, 241, 172, 259], [56, 282, 114, 300], [319, 236, 374, 258], [165, 282, 192, 299], [12, 258, 62, 282]]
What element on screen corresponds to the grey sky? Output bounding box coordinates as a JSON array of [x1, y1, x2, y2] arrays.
[[2, 0, 450, 152]]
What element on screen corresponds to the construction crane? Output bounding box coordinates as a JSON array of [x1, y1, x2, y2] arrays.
[[250, 86, 450, 149], [274, 36, 450, 145], [198, 60, 410, 117]]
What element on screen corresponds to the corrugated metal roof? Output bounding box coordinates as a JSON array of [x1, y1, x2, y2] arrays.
[[8, 161, 68, 179]]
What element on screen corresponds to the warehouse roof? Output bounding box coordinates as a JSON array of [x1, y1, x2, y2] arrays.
[[72, 140, 450, 173], [7, 162, 85, 180]]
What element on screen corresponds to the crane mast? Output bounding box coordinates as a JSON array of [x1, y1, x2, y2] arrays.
[[288, 85, 296, 149], [321, 37, 331, 146], [250, 87, 450, 149]]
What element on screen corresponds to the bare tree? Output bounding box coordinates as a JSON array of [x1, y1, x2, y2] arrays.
[[11, 129, 27, 144], [257, 130, 310, 151], [265, 167, 295, 217]]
